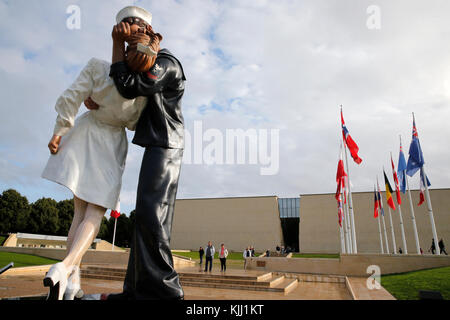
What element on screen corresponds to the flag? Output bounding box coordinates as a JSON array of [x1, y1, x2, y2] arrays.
[[384, 170, 396, 210], [397, 138, 407, 194], [373, 185, 379, 218], [391, 154, 402, 205], [335, 144, 347, 227], [377, 179, 385, 216], [335, 143, 347, 201], [406, 115, 425, 177], [111, 210, 120, 219], [341, 109, 362, 164], [418, 167, 431, 206]]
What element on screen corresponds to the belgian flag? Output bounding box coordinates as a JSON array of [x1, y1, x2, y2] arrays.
[[383, 170, 396, 210]]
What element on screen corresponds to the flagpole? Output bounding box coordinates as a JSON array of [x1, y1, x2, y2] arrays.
[[112, 217, 117, 252], [392, 150, 408, 254], [401, 132, 420, 254], [421, 166, 440, 255], [406, 175, 421, 254], [344, 195, 352, 253], [382, 213, 390, 254], [397, 203, 407, 254], [343, 145, 357, 254], [384, 166, 397, 254], [342, 142, 351, 254], [339, 192, 346, 254], [387, 206, 397, 254], [378, 177, 390, 254], [377, 207, 384, 254], [375, 184, 384, 254], [340, 223, 346, 254]]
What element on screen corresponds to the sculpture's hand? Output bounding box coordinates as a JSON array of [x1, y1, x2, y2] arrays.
[[112, 22, 131, 43], [48, 135, 61, 154], [84, 97, 99, 110]]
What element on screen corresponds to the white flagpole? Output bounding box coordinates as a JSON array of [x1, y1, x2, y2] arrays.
[[377, 208, 384, 254], [344, 196, 352, 253], [421, 166, 440, 255], [339, 192, 346, 254], [378, 178, 390, 254], [112, 218, 117, 251], [340, 224, 346, 254], [406, 175, 421, 254], [384, 166, 397, 254], [391, 151, 408, 254], [387, 206, 397, 254], [382, 213, 390, 254], [343, 145, 358, 254], [397, 203, 408, 254], [339, 142, 350, 254], [375, 184, 384, 254]]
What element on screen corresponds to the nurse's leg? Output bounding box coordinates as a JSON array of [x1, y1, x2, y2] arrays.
[[66, 196, 88, 255], [62, 202, 106, 269]]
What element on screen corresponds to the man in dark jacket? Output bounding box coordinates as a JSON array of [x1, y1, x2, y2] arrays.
[[90, 6, 186, 300]]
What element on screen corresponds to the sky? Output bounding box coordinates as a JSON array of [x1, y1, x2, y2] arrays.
[[1, 0, 450, 215]]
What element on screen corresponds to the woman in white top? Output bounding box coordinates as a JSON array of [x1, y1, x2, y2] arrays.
[[41, 26, 160, 300]]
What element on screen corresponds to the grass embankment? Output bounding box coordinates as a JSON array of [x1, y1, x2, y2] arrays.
[[0, 252, 60, 269], [381, 266, 450, 300]]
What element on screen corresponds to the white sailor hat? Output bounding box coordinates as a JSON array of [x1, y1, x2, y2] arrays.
[[116, 6, 152, 26]]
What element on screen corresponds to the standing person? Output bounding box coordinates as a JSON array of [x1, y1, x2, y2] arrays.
[[439, 239, 448, 255], [98, 5, 187, 300], [204, 241, 215, 272], [243, 246, 251, 270], [250, 246, 255, 257], [41, 16, 158, 300], [219, 243, 229, 272], [398, 247, 403, 254], [199, 247, 205, 267]]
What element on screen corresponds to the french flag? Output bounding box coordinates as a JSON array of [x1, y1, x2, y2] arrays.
[[341, 109, 362, 165]]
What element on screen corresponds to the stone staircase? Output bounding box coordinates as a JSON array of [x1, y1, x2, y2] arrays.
[[80, 266, 298, 295], [179, 272, 298, 295]]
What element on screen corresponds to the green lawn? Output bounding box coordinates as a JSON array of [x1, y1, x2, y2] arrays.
[[0, 252, 60, 269], [381, 266, 450, 300]]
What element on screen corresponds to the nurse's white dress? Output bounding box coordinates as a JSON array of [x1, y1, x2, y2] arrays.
[[42, 58, 147, 210]]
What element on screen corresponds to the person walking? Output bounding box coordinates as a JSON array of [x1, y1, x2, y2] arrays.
[[204, 241, 215, 272], [430, 239, 436, 254], [218, 243, 229, 272], [199, 247, 204, 267], [439, 239, 448, 255]]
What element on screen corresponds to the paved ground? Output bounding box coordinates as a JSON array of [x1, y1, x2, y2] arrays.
[[0, 265, 352, 300]]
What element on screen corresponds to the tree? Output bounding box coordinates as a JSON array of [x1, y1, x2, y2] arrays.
[[97, 216, 110, 240], [0, 189, 31, 233], [29, 198, 59, 235], [56, 199, 74, 236]]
